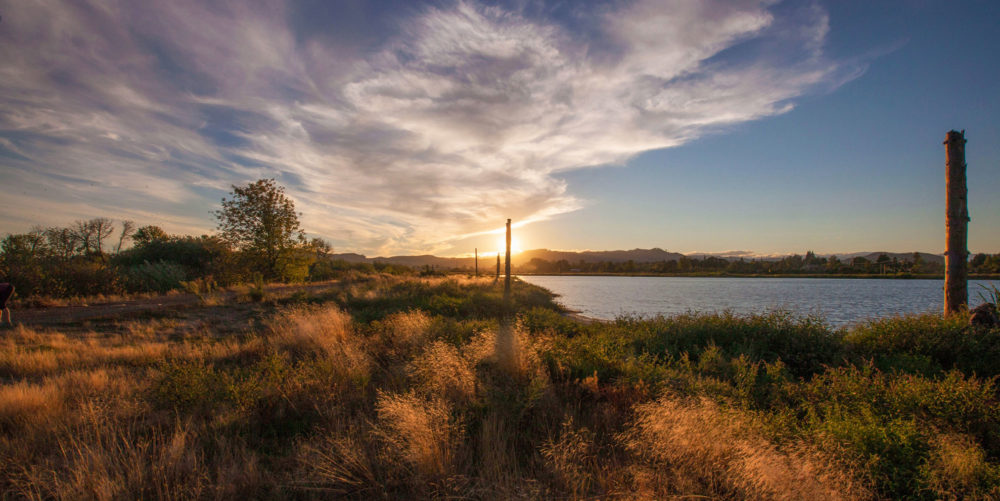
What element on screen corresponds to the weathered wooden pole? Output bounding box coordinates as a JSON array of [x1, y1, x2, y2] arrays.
[[944, 130, 969, 316], [497, 219, 515, 371], [475, 248, 478, 276], [504, 219, 512, 297]]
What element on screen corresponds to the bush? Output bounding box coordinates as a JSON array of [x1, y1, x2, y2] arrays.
[[122, 261, 188, 293], [846, 313, 1000, 377]]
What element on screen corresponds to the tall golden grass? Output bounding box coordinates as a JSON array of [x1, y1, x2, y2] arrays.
[[6, 275, 978, 499], [621, 394, 872, 500], [375, 391, 461, 479]]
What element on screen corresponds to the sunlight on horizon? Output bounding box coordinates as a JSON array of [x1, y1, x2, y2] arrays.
[[495, 236, 523, 256]]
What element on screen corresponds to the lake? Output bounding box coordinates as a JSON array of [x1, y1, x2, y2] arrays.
[[517, 275, 999, 327]]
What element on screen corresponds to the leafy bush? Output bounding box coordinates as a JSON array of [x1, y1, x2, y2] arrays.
[[122, 261, 187, 293], [846, 313, 1000, 377]]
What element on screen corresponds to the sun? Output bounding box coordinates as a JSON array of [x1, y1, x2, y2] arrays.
[[496, 235, 523, 255]]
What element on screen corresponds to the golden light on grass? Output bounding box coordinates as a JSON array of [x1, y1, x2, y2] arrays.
[[621, 394, 872, 500]]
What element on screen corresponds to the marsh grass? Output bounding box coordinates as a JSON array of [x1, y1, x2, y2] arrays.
[[621, 394, 872, 500], [3, 274, 1000, 499], [977, 283, 1000, 306]]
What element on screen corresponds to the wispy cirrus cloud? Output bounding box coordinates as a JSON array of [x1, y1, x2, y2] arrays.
[[0, 0, 860, 255]]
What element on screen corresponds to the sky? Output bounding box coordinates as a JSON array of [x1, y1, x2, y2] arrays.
[[1, 0, 998, 257]]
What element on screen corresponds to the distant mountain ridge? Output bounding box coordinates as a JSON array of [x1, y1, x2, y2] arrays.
[[330, 248, 947, 269], [838, 252, 945, 266], [516, 248, 685, 265]]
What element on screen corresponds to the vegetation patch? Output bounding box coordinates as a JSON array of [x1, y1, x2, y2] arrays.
[[1, 274, 999, 499]]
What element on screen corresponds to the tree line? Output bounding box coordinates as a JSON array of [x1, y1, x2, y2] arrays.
[[522, 250, 1000, 276], [0, 179, 408, 299]]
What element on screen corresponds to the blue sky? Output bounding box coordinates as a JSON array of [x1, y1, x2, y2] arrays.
[[1, 0, 998, 257]]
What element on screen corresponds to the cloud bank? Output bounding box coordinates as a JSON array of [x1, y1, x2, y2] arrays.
[[0, 0, 857, 254]]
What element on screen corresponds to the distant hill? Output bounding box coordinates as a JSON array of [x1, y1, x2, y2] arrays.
[[331, 253, 368, 263], [515, 248, 685, 265], [330, 248, 689, 270], [330, 253, 475, 268], [835, 251, 945, 266], [328, 248, 947, 270]]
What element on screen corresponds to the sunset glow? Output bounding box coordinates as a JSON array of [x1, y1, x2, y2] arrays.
[[495, 236, 523, 256], [0, 1, 998, 256]]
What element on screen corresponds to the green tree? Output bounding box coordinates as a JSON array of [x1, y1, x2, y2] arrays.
[[132, 225, 169, 247], [215, 179, 304, 279]]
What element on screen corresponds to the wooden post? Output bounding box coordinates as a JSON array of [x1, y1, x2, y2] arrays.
[[944, 130, 969, 316], [475, 248, 478, 277], [504, 219, 511, 297], [497, 221, 515, 371]]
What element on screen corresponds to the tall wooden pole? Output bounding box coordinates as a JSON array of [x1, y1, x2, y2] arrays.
[[475, 248, 478, 276], [504, 219, 512, 296], [944, 130, 969, 316], [498, 220, 515, 370]]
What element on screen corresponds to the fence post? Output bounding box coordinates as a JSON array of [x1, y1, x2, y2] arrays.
[[944, 130, 969, 316], [504, 219, 511, 297]]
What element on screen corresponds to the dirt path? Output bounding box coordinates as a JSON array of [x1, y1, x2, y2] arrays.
[[10, 281, 339, 328]]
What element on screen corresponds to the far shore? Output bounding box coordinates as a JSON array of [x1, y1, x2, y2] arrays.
[[516, 272, 1000, 280]]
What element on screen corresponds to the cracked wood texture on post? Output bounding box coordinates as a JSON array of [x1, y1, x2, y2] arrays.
[[944, 130, 969, 315]]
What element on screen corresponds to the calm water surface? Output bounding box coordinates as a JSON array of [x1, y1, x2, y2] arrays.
[[518, 275, 999, 327]]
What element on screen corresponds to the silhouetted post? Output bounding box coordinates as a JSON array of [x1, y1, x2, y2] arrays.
[[475, 248, 479, 277], [497, 220, 515, 372], [944, 130, 969, 316], [504, 219, 512, 297]]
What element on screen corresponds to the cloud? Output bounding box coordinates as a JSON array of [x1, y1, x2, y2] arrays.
[[0, 0, 857, 255]]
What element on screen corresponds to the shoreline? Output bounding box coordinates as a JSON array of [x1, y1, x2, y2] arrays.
[[517, 272, 1000, 280], [562, 309, 606, 325]]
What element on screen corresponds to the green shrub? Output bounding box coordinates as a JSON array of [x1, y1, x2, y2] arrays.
[[123, 261, 187, 292], [846, 313, 1000, 377], [152, 360, 218, 411]]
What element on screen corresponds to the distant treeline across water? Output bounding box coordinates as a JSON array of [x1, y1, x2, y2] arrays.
[[520, 251, 1000, 277]]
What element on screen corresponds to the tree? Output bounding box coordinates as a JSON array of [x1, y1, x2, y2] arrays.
[[308, 237, 332, 258], [132, 225, 169, 246], [115, 220, 136, 253], [45, 226, 80, 259], [74, 218, 114, 255], [215, 179, 304, 279]]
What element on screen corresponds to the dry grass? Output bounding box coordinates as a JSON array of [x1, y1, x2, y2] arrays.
[[0, 381, 64, 431], [266, 305, 370, 382], [297, 428, 383, 497], [540, 417, 598, 497], [0, 325, 255, 379], [267, 305, 352, 355], [375, 310, 432, 359], [621, 394, 872, 500], [15, 407, 242, 500], [16, 291, 164, 309], [408, 340, 476, 403], [375, 391, 461, 479], [922, 433, 1000, 500], [5, 275, 965, 499]]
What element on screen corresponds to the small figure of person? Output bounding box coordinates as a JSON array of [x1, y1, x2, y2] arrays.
[[0, 283, 13, 326]]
